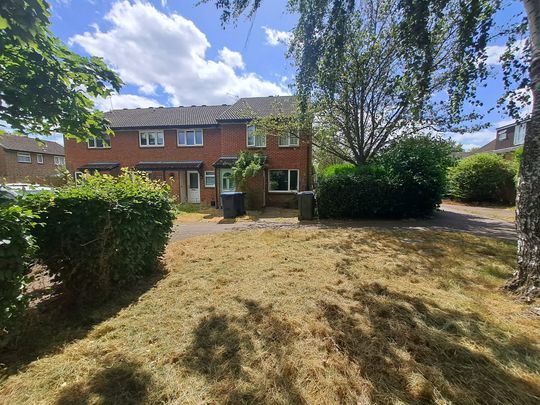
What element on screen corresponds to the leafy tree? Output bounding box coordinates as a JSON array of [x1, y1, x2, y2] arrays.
[[0, 0, 122, 140], [207, 0, 540, 299], [231, 151, 265, 188]]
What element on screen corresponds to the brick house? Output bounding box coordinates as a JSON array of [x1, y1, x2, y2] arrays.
[[65, 96, 312, 208], [0, 134, 65, 183], [493, 119, 528, 157]]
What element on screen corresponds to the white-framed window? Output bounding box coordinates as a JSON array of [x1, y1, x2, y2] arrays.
[[139, 130, 164, 147], [36, 154, 44, 164], [204, 171, 215, 188], [247, 125, 266, 148], [269, 169, 299, 192], [87, 135, 111, 149], [497, 129, 507, 140], [178, 129, 203, 146], [54, 156, 65, 166], [17, 152, 31, 163], [221, 169, 235, 192], [514, 123, 526, 145], [278, 132, 300, 147]]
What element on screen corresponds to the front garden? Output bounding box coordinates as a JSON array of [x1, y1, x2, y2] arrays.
[[0, 228, 538, 404]]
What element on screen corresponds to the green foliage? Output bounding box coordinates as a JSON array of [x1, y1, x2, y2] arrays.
[[317, 136, 454, 218], [447, 153, 517, 204], [0, 0, 122, 139], [0, 204, 36, 330], [232, 151, 265, 188], [23, 171, 175, 303], [320, 163, 358, 178], [378, 136, 456, 217]]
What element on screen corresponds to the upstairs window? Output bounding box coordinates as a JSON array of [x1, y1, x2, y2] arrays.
[[278, 132, 300, 147], [497, 129, 507, 140], [247, 125, 266, 148], [54, 156, 65, 166], [17, 152, 31, 163], [178, 129, 203, 146], [139, 130, 164, 147], [87, 136, 111, 149], [269, 169, 299, 192], [514, 124, 526, 145], [37, 154, 44, 164]]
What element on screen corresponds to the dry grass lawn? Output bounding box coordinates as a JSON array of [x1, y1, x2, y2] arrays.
[[1, 228, 539, 404]]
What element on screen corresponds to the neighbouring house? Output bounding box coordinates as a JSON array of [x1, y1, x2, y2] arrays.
[[0, 134, 66, 184], [459, 119, 528, 159], [65, 96, 312, 208], [493, 119, 528, 157]]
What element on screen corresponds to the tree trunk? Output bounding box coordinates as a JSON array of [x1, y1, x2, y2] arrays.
[[506, 0, 540, 299]]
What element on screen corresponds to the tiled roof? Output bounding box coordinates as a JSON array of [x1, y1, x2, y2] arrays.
[[78, 162, 120, 171], [217, 96, 297, 121], [105, 105, 231, 129], [103, 96, 297, 129], [0, 134, 64, 155]]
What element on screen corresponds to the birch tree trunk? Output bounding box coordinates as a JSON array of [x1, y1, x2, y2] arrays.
[[506, 0, 540, 299]]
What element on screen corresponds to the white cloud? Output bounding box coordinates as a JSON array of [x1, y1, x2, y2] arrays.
[[218, 47, 245, 70], [446, 119, 514, 151], [262, 26, 292, 46], [485, 39, 527, 65], [70, 1, 287, 106], [93, 93, 161, 111]]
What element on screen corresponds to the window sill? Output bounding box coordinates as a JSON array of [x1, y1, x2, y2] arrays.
[[139, 145, 165, 148], [278, 145, 299, 148], [268, 190, 299, 194], [178, 145, 204, 148]]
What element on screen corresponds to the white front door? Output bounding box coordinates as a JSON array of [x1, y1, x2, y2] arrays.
[[187, 171, 200, 203]]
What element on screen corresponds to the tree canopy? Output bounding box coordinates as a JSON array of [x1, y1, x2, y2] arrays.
[[0, 0, 122, 140]]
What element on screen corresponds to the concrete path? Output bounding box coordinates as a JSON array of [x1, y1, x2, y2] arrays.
[[169, 204, 516, 242]]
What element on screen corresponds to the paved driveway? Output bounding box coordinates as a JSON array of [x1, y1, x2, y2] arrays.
[[169, 204, 516, 242]]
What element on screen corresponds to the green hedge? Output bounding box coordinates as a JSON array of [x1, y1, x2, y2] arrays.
[[24, 171, 175, 303], [0, 204, 35, 330], [447, 153, 517, 204], [317, 136, 454, 218]]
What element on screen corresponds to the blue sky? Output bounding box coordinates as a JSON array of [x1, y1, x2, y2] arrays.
[[43, 0, 528, 149]]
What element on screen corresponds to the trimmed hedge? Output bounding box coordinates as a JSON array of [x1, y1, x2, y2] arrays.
[[447, 153, 517, 204], [317, 136, 454, 218], [0, 204, 35, 330], [24, 171, 175, 303]]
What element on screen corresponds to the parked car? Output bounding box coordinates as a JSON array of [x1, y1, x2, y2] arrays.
[[3, 183, 53, 195]]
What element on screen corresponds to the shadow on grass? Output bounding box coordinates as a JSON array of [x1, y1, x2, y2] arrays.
[[182, 299, 305, 405], [0, 269, 165, 379], [55, 357, 155, 405], [321, 283, 540, 404]]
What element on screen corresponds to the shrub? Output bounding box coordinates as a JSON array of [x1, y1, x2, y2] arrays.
[[317, 136, 454, 218], [378, 136, 455, 217], [447, 153, 517, 204], [24, 170, 175, 303], [0, 204, 35, 330], [317, 166, 393, 218], [320, 163, 359, 178]]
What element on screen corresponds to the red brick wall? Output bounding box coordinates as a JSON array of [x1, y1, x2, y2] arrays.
[[0, 149, 63, 184], [65, 123, 311, 207]]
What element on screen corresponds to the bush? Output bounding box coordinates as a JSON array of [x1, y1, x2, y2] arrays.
[[447, 153, 517, 204], [317, 136, 454, 218], [320, 163, 359, 178], [24, 171, 175, 303], [0, 204, 35, 330], [379, 136, 455, 217]]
